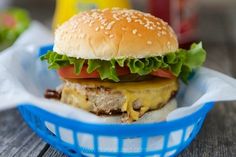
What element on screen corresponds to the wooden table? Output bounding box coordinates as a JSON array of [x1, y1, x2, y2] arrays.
[[0, 6, 236, 157]]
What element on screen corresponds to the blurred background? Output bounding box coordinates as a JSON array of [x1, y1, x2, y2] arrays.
[[1, 0, 236, 48]]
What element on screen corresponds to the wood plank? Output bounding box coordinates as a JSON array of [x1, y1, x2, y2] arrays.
[[42, 147, 67, 157], [179, 103, 236, 157], [0, 109, 47, 157]]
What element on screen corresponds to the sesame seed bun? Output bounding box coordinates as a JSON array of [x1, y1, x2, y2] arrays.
[[54, 8, 178, 60]]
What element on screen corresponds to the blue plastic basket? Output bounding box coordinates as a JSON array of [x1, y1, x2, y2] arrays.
[[17, 45, 214, 156], [18, 103, 214, 157]]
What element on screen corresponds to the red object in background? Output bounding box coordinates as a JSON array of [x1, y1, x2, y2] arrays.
[[0, 13, 16, 28], [149, 0, 198, 48]]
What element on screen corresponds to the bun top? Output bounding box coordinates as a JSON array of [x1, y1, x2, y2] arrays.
[[54, 8, 178, 60]]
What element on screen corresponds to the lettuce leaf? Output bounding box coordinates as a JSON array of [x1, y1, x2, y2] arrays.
[[41, 42, 206, 82]]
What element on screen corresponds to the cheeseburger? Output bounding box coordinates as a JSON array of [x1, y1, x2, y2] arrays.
[[41, 8, 206, 123]]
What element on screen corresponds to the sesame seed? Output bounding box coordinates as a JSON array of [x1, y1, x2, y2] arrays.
[[122, 27, 127, 31], [105, 31, 109, 35], [95, 27, 100, 31], [162, 30, 167, 35], [157, 27, 162, 30], [98, 16, 103, 20], [127, 17, 132, 23], [152, 23, 157, 28], [122, 14, 126, 18], [147, 41, 152, 45], [113, 14, 120, 20], [106, 21, 115, 30], [138, 33, 142, 37], [143, 17, 149, 22], [72, 24, 77, 29], [149, 26, 154, 30], [157, 32, 161, 37], [132, 29, 137, 34], [109, 34, 114, 38], [134, 19, 143, 25], [167, 41, 171, 48]]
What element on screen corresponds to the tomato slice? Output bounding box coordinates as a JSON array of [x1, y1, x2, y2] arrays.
[[115, 66, 130, 76], [151, 69, 175, 79], [58, 65, 130, 79], [58, 65, 175, 79]]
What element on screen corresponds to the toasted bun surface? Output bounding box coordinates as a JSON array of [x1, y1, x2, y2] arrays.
[[54, 8, 178, 60]]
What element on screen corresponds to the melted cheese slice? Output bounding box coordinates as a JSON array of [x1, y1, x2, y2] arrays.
[[66, 78, 178, 121]]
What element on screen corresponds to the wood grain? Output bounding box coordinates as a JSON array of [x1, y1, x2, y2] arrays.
[[0, 109, 47, 157], [42, 147, 66, 157]]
